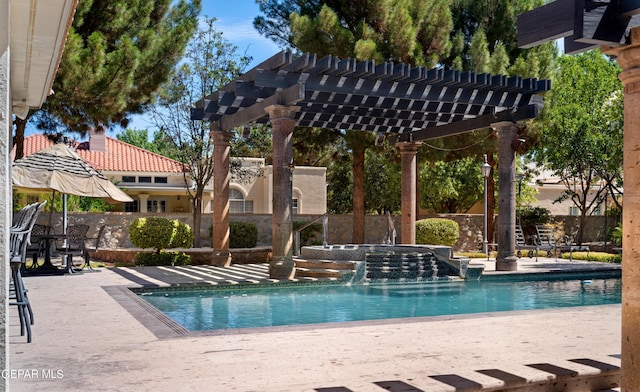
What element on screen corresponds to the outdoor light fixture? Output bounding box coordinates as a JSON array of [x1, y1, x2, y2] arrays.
[[481, 154, 491, 257], [375, 132, 386, 146]]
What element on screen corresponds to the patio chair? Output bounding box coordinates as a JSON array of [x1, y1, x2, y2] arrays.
[[25, 224, 47, 268], [56, 224, 90, 274], [534, 225, 558, 258], [557, 230, 590, 261], [515, 225, 537, 260], [79, 225, 106, 271], [9, 201, 46, 343]]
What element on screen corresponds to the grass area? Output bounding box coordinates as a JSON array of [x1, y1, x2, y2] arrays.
[[456, 250, 621, 264]]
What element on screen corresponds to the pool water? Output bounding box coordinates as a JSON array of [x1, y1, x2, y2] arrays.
[[137, 278, 621, 331]]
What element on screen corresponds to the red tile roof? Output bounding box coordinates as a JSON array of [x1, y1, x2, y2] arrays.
[[18, 134, 187, 173]]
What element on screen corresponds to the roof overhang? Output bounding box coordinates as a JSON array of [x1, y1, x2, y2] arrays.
[[10, 0, 77, 119]]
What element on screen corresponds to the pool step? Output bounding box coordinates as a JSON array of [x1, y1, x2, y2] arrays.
[[294, 259, 356, 279]]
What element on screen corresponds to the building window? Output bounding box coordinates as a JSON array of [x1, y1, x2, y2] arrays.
[[154, 177, 168, 184], [125, 200, 139, 212], [292, 198, 298, 214], [147, 200, 166, 213], [592, 205, 603, 216], [569, 206, 579, 216], [139, 176, 152, 183], [122, 176, 136, 183], [230, 189, 253, 214]]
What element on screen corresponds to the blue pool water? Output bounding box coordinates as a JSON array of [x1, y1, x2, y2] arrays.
[[137, 278, 621, 331]]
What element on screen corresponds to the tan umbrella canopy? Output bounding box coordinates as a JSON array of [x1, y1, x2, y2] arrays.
[[12, 142, 133, 203]]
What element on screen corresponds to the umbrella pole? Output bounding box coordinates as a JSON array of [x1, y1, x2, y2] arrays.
[[62, 194, 68, 246]]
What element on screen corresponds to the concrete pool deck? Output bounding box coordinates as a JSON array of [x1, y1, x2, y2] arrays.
[[9, 257, 622, 391]]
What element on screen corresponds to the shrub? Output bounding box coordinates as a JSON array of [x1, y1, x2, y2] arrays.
[[129, 217, 194, 253], [230, 221, 258, 248], [559, 251, 621, 264], [135, 251, 191, 266], [415, 218, 459, 246], [293, 220, 323, 246], [608, 223, 622, 247]]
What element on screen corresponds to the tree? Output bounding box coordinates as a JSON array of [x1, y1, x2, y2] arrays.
[[418, 157, 484, 214], [13, 0, 201, 159], [256, 0, 453, 243], [149, 17, 251, 247], [117, 128, 180, 159], [532, 50, 623, 243]]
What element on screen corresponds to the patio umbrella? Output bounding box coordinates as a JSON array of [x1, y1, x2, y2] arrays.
[[12, 142, 133, 234]]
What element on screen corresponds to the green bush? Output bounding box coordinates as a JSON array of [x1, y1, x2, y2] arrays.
[[135, 251, 191, 266], [415, 218, 459, 246], [608, 223, 622, 247], [129, 217, 194, 253], [230, 221, 258, 248], [559, 251, 621, 264], [293, 220, 323, 246]]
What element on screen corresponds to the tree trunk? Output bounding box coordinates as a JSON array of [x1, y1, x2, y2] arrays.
[[192, 191, 203, 247], [487, 153, 496, 245], [352, 144, 366, 244], [13, 117, 28, 160]]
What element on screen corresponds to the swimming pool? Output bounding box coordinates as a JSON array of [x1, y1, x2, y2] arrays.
[[135, 277, 621, 332]]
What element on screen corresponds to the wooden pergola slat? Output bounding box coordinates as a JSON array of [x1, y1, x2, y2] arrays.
[[192, 51, 550, 139]]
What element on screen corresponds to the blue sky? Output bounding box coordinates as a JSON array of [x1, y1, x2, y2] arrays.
[[123, 1, 281, 133], [27, 1, 280, 138], [205, 0, 281, 68]]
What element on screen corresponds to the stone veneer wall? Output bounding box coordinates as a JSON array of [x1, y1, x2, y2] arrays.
[[34, 212, 617, 253]]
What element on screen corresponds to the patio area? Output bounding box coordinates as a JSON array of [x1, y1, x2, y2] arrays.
[[9, 257, 621, 391]]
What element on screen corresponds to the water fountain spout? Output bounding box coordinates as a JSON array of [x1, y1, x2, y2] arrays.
[[386, 210, 396, 245]]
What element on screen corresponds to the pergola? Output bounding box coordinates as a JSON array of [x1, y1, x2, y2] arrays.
[[192, 51, 550, 277]]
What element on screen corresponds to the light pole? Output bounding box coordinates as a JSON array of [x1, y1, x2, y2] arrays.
[[481, 154, 492, 257]]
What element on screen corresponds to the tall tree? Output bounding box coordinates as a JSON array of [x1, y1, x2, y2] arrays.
[[149, 17, 252, 247], [256, 0, 453, 243], [13, 0, 201, 159], [532, 50, 623, 243], [117, 128, 179, 159]]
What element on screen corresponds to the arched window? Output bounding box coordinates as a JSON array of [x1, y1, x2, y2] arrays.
[[230, 189, 253, 214]]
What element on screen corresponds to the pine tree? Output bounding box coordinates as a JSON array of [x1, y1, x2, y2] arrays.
[[13, 0, 201, 159]]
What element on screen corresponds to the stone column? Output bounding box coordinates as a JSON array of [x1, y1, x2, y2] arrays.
[[492, 121, 518, 271], [1, 1, 10, 383], [138, 194, 149, 212], [211, 129, 233, 267], [612, 27, 640, 389], [397, 142, 421, 244], [266, 104, 299, 279]]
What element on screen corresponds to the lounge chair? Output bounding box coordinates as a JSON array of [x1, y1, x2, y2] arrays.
[[515, 225, 537, 260], [557, 230, 590, 261], [534, 225, 557, 258]]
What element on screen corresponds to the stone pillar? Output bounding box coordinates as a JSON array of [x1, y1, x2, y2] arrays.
[[1, 1, 10, 384], [266, 104, 299, 279], [138, 194, 149, 212], [211, 129, 233, 267], [492, 121, 518, 271], [397, 142, 421, 244], [613, 27, 640, 389]]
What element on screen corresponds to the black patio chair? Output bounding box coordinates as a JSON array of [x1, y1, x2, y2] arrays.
[[56, 224, 90, 274], [79, 225, 106, 271]]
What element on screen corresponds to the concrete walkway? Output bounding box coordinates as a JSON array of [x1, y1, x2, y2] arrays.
[[8, 257, 622, 391]]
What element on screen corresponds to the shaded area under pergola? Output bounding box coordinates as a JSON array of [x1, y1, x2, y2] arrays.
[[192, 51, 550, 277]]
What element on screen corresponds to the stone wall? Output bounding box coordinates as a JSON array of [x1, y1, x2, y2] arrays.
[[36, 212, 618, 252]]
